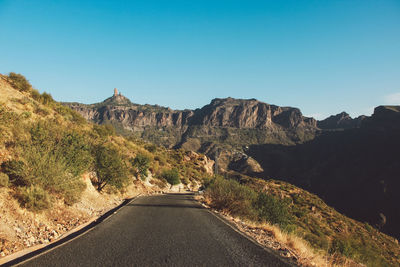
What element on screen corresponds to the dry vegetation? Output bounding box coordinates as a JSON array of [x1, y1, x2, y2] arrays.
[[202, 174, 400, 266], [0, 73, 213, 258]]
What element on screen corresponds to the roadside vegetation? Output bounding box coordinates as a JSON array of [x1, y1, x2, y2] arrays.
[[0, 73, 211, 212], [203, 174, 400, 266]]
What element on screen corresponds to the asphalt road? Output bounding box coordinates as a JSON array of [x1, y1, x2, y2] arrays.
[[16, 193, 292, 267]]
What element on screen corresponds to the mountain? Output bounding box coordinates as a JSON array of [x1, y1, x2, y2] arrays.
[[66, 92, 400, 240], [65, 93, 319, 165], [317, 112, 366, 130]]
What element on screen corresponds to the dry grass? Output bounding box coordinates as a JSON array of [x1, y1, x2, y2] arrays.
[[201, 190, 364, 267], [235, 220, 363, 267]]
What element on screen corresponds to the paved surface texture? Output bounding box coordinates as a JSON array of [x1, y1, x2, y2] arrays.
[[17, 193, 292, 266]]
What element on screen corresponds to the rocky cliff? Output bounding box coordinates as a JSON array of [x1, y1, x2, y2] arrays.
[[65, 94, 318, 151]]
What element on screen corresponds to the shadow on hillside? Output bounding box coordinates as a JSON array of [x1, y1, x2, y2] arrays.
[[247, 128, 400, 239]]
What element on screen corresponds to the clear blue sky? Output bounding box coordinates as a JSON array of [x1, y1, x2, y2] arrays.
[[1, 0, 399, 119]]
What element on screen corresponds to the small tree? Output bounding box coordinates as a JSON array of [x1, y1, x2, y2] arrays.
[[162, 168, 180, 186], [130, 153, 151, 180], [93, 145, 128, 191]]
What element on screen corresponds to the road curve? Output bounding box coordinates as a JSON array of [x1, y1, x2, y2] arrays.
[[16, 193, 292, 266]]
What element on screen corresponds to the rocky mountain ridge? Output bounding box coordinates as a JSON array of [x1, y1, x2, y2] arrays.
[[317, 111, 366, 130], [64, 93, 319, 151]]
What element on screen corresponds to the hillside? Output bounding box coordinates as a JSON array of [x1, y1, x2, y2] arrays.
[[203, 173, 400, 266], [247, 105, 400, 240], [0, 74, 213, 258]]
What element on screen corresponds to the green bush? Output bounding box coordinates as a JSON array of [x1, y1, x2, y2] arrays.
[[161, 168, 181, 185], [206, 178, 258, 219], [93, 124, 116, 138], [21, 111, 32, 119], [205, 178, 295, 225], [30, 89, 41, 101], [22, 146, 86, 204], [93, 145, 129, 191], [40, 92, 54, 106], [29, 121, 59, 150], [58, 131, 93, 176], [17, 185, 51, 211], [254, 192, 293, 227], [4, 122, 88, 204], [145, 144, 157, 153], [329, 237, 354, 257], [34, 106, 50, 116], [54, 104, 86, 124], [130, 153, 151, 180], [1, 160, 28, 186], [0, 172, 9, 187], [0, 105, 15, 126], [8, 72, 31, 92]]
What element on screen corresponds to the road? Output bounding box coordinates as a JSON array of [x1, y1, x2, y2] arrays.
[[16, 193, 292, 266]]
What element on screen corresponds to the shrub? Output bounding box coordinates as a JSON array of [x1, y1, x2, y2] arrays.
[[30, 89, 41, 101], [145, 144, 157, 153], [93, 145, 129, 191], [40, 92, 54, 106], [70, 109, 86, 124], [93, 124, 115, 138], [205, 178, 258, 219], [202, 175, 217, 189], [17, 185, 51, 211], [58, 131, 93, 176], [0, 105, 15, 126], [21, 111, 32, 119], [29, 121, 59, 150], [161, 168, 181, 185], [0, 172, 9, 187], [1, 160, 28, 186], [329, 237, 354, 257], [4, 121, 88, 204], [34, 106, 50, 116], [254, 192, 293, 228], [22, 146, 86, 204], [54, 104, 86, 124], [8, 72, 31, 92], [130, 153, 151, 180]]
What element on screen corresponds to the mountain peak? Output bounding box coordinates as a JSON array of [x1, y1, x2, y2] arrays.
[[102, 89, 132, 106], [317, 111, 364, 130]]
